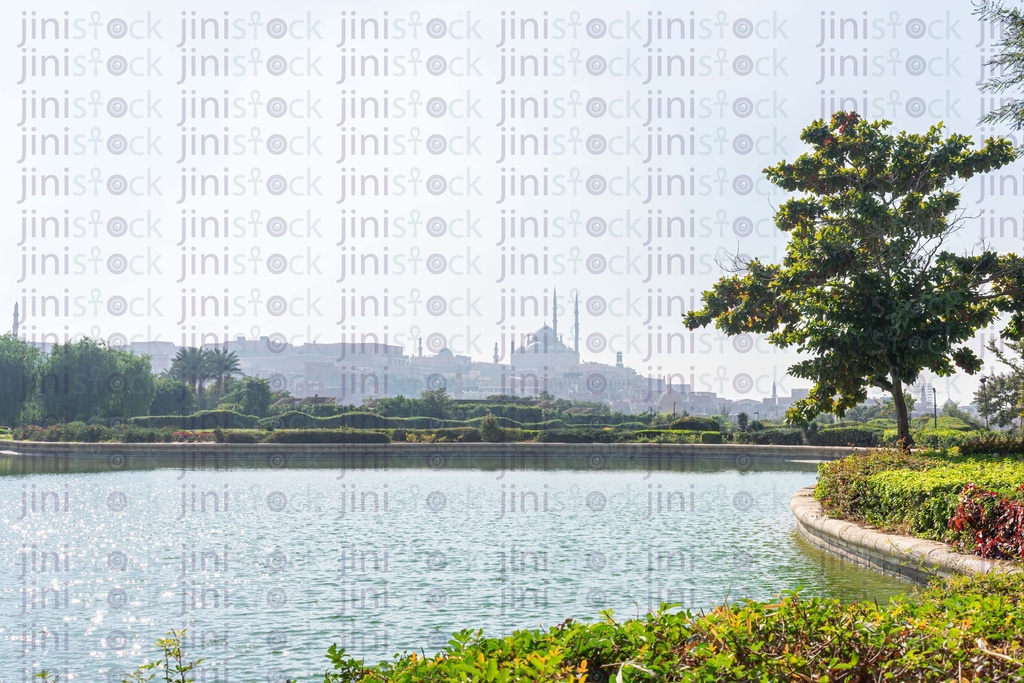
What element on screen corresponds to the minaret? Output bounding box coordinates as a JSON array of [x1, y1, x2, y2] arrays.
[[493, 342, 499, 364], [573, 294, 580, 357], [418, 338, 423, 357], [552, 288, 558, 340], [12, 303, 18, 336]]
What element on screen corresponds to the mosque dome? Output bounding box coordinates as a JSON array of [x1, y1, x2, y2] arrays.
[[518, 325, 574, 354], [658, 384, 685, 414]]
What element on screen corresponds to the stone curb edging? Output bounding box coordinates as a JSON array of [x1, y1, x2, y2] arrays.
[[3, 441, 862, 459], [791, 486, 1021, 584]]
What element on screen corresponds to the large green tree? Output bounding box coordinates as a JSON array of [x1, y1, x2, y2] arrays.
[[169, 347, 212, 400], [206, 348, 241, 398], [150, 377, 196, 416], [684, 112, 1022, 445], [109, 352, 156, 419], [221, 376, 273, 417], [40, 338, 153, 422], [0, 334, 42, 426]]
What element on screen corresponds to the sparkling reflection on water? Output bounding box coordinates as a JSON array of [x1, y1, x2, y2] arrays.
[[0, 453, 912, 682]]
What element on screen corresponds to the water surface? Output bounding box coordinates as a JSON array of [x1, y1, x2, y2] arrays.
[[0, 453, 911, 682]]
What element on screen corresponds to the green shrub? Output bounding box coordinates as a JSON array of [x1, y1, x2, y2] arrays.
[[911, 415, 974, 431], [537, 429, 621, 444], [127, 415, 193, 428], [264, 429, 390, 444], [460, 403, 543, 423], [699, 431, 723, 444], [187, 410, 257, 429], [385, 416, 468, 429], [416, 427, 482, 443], [631, 429, 700, 444], [738, 427, 805, 445], [479, 415, 503, 442], [213, 429, 265, 444], [13, 422, 114, 442], [501, 428, 538, 443], [911, 428, 986, 449], [315, 573, 1024, 683], [670, 416, 720, 431], [863, 459, 1024, 538], [815, 448, 945, 521], [118, 425, 175, 443], [39, 573, 1024, 683], [467, 414, 523, 429], [131, 410, 257, 430], [521, 419, 572, 431], [955, 433, 1024, 457], [810, 426, 879, 447]]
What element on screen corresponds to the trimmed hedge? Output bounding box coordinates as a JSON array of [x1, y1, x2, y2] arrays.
[[863, 459, 1024, 539], [403, 427, 482, 443], [737, 427, 805, 445], [259, 411, 389, 430], [816, 447, 1024, 540], [130, 410, 257, 430], [460, 404, 544, 423], [264, 429, 391, 444], [906, 428, 986, 449], [815, 448, 945, 521], [12, 423, 215, 443], [955, 434, 1024, 457], [699, 431, 723, 444], [669, 416, 720, 431], [537, 429, 621, 444], [810, 426, 879, 447], [911, 415, 974, 432], [213, 429, 266, 444], [631, 429, 701, 444]]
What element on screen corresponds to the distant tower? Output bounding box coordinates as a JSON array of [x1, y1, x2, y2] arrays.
[[418, 338, 423, 357], [616, 351, 623, 368], [12, 303, 18, 336], [772, 382, 777, 403], [573, 294, 580, 356], [552, 288, 558, 340], [493, 342, 499, 364]]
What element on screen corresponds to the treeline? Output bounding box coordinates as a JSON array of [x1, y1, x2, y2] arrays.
[[0, 335, 285, 426]]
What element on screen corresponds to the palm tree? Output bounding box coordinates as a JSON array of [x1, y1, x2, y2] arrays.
[[207, 348, 241, 398], [170, 347, 212, 400]]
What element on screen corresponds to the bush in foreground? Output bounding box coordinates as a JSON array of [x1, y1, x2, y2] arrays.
[[950, 483, 1024, 560], [326, 577, 1024, 682], [34, 574, 1024, 682]]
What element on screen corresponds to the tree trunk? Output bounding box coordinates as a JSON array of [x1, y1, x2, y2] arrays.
[[890, 379, 913, 449]]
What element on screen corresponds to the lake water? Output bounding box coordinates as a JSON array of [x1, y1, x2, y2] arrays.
[[0, 452, 912, 682]]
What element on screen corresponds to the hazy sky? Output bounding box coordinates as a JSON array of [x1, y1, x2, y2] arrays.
[[2, 0, 1019, 403]]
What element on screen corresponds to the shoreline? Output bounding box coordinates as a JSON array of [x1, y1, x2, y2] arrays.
[[2, 440, 862, 458], [791, 486, 1020, 584]]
